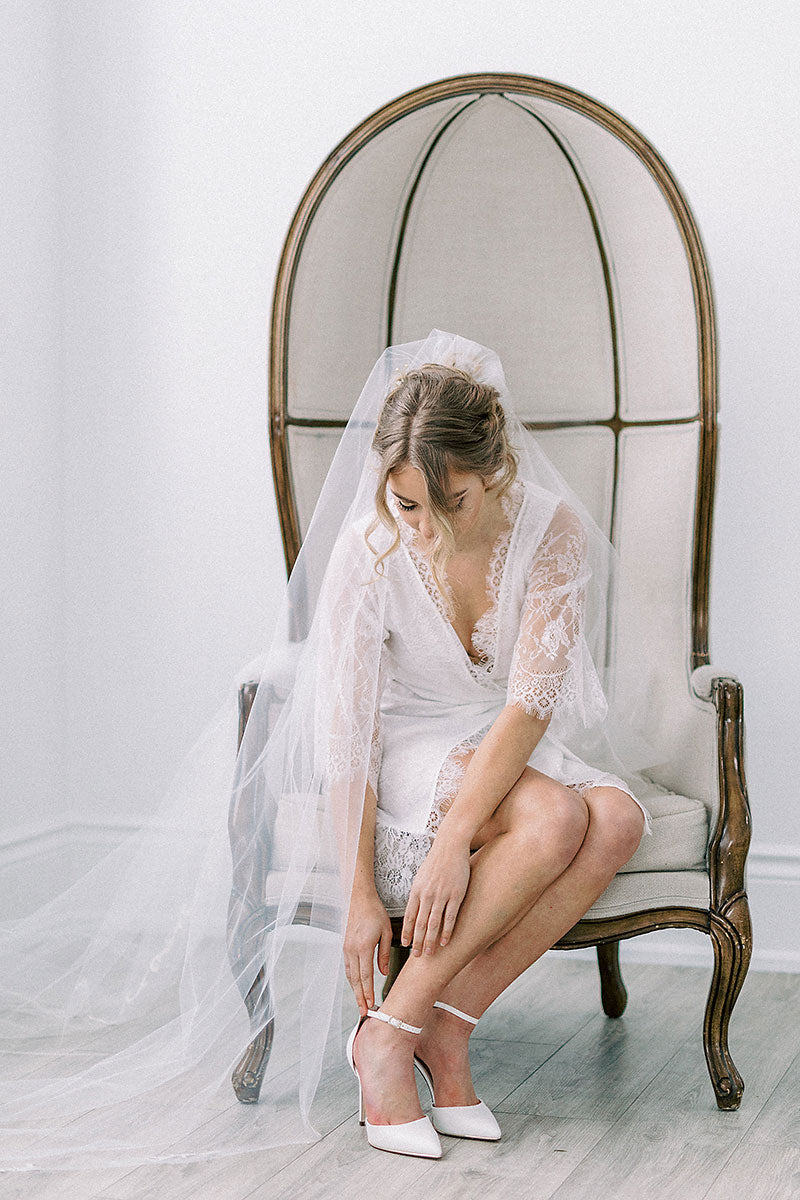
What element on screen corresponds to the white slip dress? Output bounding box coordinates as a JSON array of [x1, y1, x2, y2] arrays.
[[369, 478, 653, 917]]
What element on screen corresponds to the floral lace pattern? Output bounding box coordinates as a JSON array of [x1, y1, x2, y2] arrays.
[[506, 501, 589, 720], [396, 479, 525, 681], [424, 722, 492, 837]]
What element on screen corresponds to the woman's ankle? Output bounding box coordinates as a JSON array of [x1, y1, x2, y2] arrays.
[[420, 1003, 474, 1044]]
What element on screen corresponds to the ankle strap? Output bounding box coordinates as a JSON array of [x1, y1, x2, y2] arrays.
[[433, 1000, 479, 1025], [366, 1008, 423, 1034]]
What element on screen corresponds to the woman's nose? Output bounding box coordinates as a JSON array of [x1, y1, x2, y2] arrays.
[[418, 511, 433, 540]]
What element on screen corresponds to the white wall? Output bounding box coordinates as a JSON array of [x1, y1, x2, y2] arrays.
[[3, 0, 798, 963], [2, 1, 64, 839]]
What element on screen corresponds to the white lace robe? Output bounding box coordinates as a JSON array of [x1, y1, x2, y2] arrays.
[[363, 478, 652, 916]]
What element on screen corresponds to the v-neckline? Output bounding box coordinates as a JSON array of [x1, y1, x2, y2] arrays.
[[397, 480, 526, 672]]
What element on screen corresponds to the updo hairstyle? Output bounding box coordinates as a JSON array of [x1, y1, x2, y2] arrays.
[[365, 362, 519, 616]]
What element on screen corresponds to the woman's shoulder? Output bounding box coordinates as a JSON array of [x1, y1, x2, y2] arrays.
[[516, 478, 562, 536], [515, 481, 586, 569]]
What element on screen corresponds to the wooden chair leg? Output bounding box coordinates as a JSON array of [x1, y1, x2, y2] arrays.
[[704, 896, 752, 1110], [597, 939, 628, 1017], [382, 941, 410, 1000], [231, 966, 275, 1103]]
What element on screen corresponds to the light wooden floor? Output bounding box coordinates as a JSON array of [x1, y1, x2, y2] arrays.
[[3, 955, 799, 1200]]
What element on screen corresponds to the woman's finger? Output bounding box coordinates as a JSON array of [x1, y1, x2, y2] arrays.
[[346, 953, 365, 1015], [377, 922, 393, 976], [423, 905, 445, 955], [411, 899, 431, 957], [359, 952, 375, 1011], [439, 897, 461, 946], [401, 893, 419, 948]]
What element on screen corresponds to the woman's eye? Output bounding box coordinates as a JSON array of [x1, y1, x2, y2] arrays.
[[395, 496, 464, 513]]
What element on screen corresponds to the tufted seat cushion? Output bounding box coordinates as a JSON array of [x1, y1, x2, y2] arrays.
[[618, 784, 709, 874]]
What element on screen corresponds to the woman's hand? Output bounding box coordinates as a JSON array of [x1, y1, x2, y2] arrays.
[[344, 886, 393, 1016], [401, 835, 471, 956]]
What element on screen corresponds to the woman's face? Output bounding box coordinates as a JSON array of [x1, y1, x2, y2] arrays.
[[387, 463, 488, 546]]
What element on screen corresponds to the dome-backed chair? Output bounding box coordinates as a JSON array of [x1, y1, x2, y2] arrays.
[[228, 73, 751, 1113]]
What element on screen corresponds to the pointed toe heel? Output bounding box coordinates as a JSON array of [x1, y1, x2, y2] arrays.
[[365, 1113, 442, 1158], [430, 1098, 501, 1140], [412, 999, 502, 1141], [346, 1009, 442, 1159]]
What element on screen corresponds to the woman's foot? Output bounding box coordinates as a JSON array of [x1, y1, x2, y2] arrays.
[[351, 1013, 426, 1125], [415, 1004, 479, 1107]]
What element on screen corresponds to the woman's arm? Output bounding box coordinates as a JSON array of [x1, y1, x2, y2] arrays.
[[435, 705, 551, 849], [344, 778, 393, 1016], [351, 778, 379, 896]]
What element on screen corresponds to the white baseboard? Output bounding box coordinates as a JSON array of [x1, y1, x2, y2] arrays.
[[2, 825, 799, 973]]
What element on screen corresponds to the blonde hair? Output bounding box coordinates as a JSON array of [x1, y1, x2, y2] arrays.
[[364, 362, 518, 617]]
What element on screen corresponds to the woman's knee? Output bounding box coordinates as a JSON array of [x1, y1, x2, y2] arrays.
[[584, 787, 645, 867], [507, 770, 589, 862]]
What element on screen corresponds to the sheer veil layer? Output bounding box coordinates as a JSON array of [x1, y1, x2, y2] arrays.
[[0, 330, 663, 1171]]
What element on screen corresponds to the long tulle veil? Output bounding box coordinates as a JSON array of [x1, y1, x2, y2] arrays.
[[0, 329, 662, 1171]]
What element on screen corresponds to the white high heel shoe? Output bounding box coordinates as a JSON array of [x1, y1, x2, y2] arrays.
[[346, 1007, 442, 1159], [413, 1000, 502, 1141]]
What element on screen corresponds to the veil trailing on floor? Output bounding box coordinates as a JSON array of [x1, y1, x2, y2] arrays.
[[0, 330, 663, 1171]]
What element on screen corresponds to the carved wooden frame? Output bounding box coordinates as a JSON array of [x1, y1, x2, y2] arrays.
[[229, 73, 752, 1113]]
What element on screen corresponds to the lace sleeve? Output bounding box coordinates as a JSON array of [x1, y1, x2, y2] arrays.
[[507, 501, 591, 720], [367, 652, 386, 797], [316, 522, 389, 789]]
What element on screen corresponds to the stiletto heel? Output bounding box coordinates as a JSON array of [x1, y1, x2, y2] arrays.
[[355, 1063, 366, 1125], [413, 1000, 502, 1141], [346, 1008, 442, 1158]]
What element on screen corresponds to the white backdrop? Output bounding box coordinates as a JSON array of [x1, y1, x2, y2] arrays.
[[3, 0, 799, 966]]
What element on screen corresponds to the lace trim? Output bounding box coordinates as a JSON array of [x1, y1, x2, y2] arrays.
[[507, 666, 576, 720], [372, 722, 491, 914], [394, 479, 524, 682], [424, 723, 491, 836], [373, 821, 435, 914]]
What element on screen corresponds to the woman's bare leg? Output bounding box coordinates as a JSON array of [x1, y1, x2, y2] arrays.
[[415, 784, 646, 1104], [352, 766, 591, 1124]]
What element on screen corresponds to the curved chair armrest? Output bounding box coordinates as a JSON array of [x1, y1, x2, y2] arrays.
[[690, 664, 742, 702]]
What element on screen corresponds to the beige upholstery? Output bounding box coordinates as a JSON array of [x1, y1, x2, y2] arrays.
[[617, 786, 708, 874], [583, 870, 710, 918]]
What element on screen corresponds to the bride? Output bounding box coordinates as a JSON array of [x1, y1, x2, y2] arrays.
[[0, 329, 656, 1173], [339, 343, 651, 1158]]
